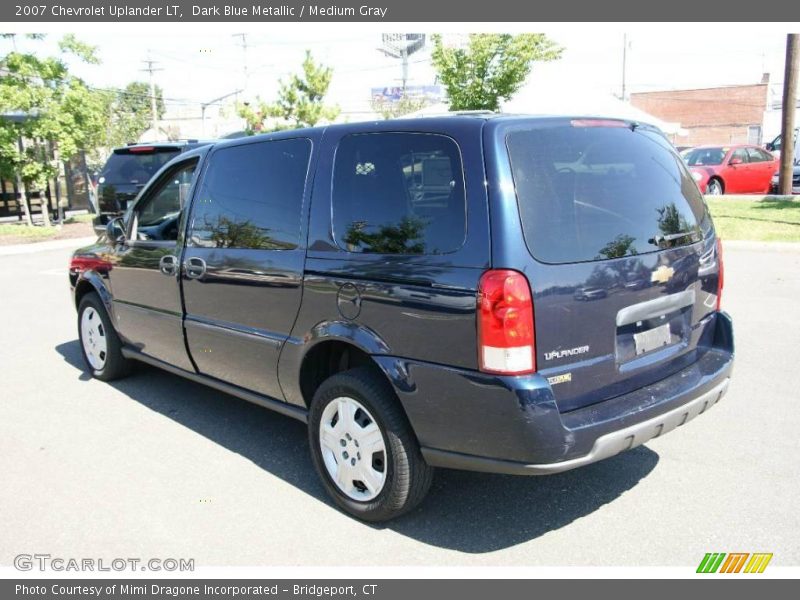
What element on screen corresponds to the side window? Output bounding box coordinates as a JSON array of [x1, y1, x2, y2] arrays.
[[331, 132, 466, 255], [132, 160, 197, 242], [747, 147, 767, 163], [730, 148, 748, 163], [188, 138, 311, 250], [758, 148, 775, 162]]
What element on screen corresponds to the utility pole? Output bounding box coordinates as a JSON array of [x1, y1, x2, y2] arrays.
[[140, 52, 163, 135], [233, 34, 249, 97], [621, 33, 629, 102], [779, 33, 798, 195]]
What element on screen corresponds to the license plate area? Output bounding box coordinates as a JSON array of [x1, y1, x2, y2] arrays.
[[615, 303, 692, 365], [633, 323, 672, 355]]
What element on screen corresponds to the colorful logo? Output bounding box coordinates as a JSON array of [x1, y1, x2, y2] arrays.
[[697, 552, 773, 573]]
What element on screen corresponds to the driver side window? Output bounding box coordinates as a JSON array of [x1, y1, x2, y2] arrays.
[[131, 160, 197, 242]]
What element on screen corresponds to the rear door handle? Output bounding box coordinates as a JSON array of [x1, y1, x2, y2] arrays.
[[184, 257, 207, 279], [159, 255, 178, 276]]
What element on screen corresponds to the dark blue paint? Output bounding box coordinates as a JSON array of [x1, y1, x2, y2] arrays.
[[70, 115, 734, 473]]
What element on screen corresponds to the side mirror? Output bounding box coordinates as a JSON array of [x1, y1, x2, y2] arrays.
[[765, 143, 775, 151], [106, 216, 126, 244], [729, 158, 743, 166]]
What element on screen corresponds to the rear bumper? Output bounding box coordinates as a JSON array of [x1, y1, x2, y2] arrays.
[[422, 377, 728, 475], [376, 311, 734, 475]]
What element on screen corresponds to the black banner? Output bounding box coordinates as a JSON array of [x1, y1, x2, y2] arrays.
[[4, 0, 800, 22], [3, 579, 799, 600]]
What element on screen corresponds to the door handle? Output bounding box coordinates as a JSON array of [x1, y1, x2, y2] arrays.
[[184, 257, 207, 279], [159, 255, 178, 276]]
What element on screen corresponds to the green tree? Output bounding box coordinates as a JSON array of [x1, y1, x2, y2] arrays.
[[106, 81, 166, 148], [371, 94, 432, 120], [238, 51, 339, 133], [431, 34, 563, 111], [0, 35, 108, 225]]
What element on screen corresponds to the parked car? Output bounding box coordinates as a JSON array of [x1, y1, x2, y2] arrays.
[[765, 128, 799, 165], [770, 164, 800, 194], [683, 144, 778, 195], [69, 116, 733, 521], [93, 140, 214, 233], [573, 286, 607, 301]]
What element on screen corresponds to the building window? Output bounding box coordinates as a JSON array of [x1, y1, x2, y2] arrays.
[[748, 125, 762, 146]]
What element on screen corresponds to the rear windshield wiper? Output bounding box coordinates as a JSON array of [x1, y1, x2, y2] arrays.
[[649, 231, 697, 247]]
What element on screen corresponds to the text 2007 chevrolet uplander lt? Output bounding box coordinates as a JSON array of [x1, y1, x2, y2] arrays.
[[69, 115, 733, 521]]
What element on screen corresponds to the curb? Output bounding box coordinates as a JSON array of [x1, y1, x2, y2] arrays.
[[0, 236, 98, 257], [714, 195, 799, 202], [724, 240, 800, 252]]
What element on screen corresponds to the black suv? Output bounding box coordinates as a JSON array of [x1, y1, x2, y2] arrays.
[[93, 140, 213, 233], [70, 116, 734, 521]]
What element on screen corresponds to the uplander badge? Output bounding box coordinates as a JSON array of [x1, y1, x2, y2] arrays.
[[544, 345, 590, 361]]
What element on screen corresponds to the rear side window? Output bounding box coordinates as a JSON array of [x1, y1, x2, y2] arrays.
[[747, 147, 773, 162], [507, 124, 710, 264], [101, 148, 180, 185], [188, 138, 311, 250], [332, 133, 466, 255]]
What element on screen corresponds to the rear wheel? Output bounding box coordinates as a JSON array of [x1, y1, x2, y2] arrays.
[[706, 178, 724, 195], [78, 293, 131, 381], [308, 367, 433, 521]]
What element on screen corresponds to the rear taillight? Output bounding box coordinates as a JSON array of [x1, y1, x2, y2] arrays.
[[477, 269, 536, 375], [127, 146, 155, 153], [716, 238, 724, 311], [70, 256, 111, 274]]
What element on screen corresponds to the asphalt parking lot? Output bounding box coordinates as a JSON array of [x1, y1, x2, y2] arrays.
[[1, 241, 798, 568]]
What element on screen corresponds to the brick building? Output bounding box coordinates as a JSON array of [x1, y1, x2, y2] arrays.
[[631, 76, 770, 147]]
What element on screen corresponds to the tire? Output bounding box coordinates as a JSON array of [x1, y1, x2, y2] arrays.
[[706, 178, 724, 196], [77, 292, 132, 381], [308, 367, 434, 522]]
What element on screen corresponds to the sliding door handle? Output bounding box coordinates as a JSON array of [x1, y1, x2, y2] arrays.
[[184, 257, 207, 279]]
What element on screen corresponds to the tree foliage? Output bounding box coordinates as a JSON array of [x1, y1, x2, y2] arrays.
[[0, 35, 108, 223], [371, 94, 432, 120], [431, 34, 563, 111], [105, 81, 166, 148], [239, 51, 339, 133]]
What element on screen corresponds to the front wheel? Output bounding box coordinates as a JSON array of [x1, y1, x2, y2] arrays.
[[78, 292, 132, 381], [308, 367, 433, 521]]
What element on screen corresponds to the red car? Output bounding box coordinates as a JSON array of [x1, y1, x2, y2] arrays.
[[683, 144, 778, 195]]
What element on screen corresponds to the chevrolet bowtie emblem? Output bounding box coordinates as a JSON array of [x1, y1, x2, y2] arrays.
[[651, 265, 675, 284]]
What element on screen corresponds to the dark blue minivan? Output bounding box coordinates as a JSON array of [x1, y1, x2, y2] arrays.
[[69, 115, 733, 521]]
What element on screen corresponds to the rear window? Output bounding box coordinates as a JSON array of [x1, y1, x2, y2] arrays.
[[100, 148, 181, 185], [684, 147, 726, 166], [507, 124, 710, 264], [332, 132, 466, 255]]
